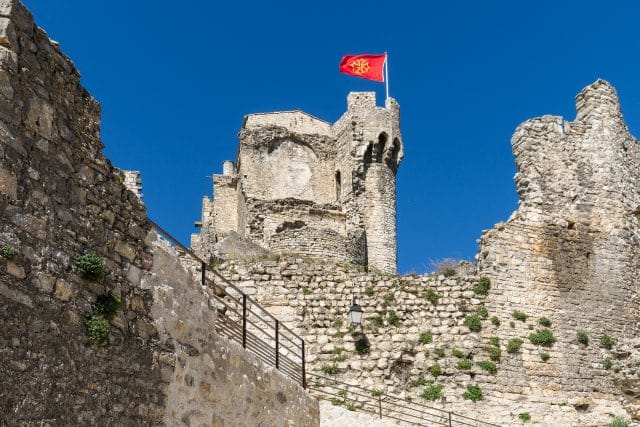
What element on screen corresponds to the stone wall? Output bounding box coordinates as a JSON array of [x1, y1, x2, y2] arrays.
[[0, 1, 319, 425]]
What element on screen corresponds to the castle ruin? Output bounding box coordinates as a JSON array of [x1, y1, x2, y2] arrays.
[[191, 92, 403, 274]]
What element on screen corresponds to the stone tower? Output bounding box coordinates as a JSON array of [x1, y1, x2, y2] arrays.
[[191, 92, 403, 273]]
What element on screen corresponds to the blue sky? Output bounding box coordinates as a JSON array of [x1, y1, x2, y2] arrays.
[[24, 1, 640, 273]]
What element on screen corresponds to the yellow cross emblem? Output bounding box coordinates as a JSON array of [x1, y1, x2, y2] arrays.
[[349, 58, 371, 75]]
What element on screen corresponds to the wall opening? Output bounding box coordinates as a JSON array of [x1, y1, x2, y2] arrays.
[[335, 170, 341, 201], [375, 133, 387, 163]]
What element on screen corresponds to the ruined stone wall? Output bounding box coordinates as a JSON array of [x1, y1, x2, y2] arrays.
[[244, 110, 332, 136], [217, 254, 633, 425], [0, 1, 319, 424]]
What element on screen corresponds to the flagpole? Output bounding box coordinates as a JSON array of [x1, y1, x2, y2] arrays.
[[384, 52, 389, 100]]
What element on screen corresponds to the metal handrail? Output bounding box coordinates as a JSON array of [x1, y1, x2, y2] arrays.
[[308, 373, 499, 427], [148, 219, 306, 388]]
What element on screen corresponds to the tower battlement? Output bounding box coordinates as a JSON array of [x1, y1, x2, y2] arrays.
[[191, 92, 403, 273]]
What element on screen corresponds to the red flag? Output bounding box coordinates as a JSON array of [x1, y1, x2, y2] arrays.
[[339, 54, 386, 82]]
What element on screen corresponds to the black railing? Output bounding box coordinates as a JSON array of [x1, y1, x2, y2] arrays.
[[308, 373, 499, 427], [149, 220, 306, 388]]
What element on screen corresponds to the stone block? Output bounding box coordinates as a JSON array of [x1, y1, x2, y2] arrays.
[[0, 166, 16, 198]]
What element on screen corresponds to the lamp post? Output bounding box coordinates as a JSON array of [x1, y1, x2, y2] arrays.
[[347, 296, 363, 329]]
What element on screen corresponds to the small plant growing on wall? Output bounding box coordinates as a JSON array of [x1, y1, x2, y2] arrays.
[[477, 360, 497, 374], [423, 288, 440, 305], [600, 334, 615, 350], [456, 358, 472, 370], [418, 331, 433, 345], [322, 363, 339, 375], [462, 384, 483, 402], [387, 310, 400, 326], [409, 375, 427, 388], [518, 412, 531, 422], [452, 348, 465, 358], [434, 348, 446, 358], [603, 358, 613, 370], [538, 317, 552, 327], [464, 314, 482, 332], [365, 286, 374, 297], [371, 315, 384, 328], [476, 306, 489, 319], [512, 310, 528, 322], [539, 352, 550, 362], [354, 336, 370, 355], [75, 252, 104, 280], [429, 363, 442, 377], [86, 315, 110, 345], [95, 292, 122, 320], [302, 287, 311, 295], [1, 244, 15, 260], [488, 345, 501, 362], [421, 382, 443, 401], [332, 318, 343, 328], [608, 417, 631, 427], [576, 330, 589, 346], [529, 329, 555, 347], [507, 338, 523, 353], [491, 316, 500, 326], [473, 276, 491, 296]]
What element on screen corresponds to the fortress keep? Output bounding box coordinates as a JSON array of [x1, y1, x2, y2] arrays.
[[191, 92, 403, 273]]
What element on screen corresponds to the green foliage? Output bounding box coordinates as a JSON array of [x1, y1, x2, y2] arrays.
[[371, 389, 383, 398], [372, 315, 384, 327], [75, 252, 104, 280], [540, 352, 550, 362], [510, 321, 516, 328], [354, 337, 370, 355], [434, 348, 446, 358], [491, 316, 500, 326], [473, 276, 491, 296], [529, 329, 556, 347], [507, 338, 523, 353], [86, 314, 110, 345], [429, 363, 442, 377], [409, 375, 427, 388], [464, 314, 482, 332], [576, 330, 589, 346], [452, 349, 465, 358], [1, 244, 15, 260], [418, 331, 433, 345], [603, 358, 613, 370], [490, 336, 500, 346], [345, 402, 356, 411], [387, 310, 400, 326], [608, 417, 630, 427], [421, 382, 443, 401], [95, 292, 121, 320], [477, 360, 497, 374], [365, 286, 374, 297], [322, 363, 339, 375], [476, 306, 489, 319], [538, 317, 552, 327], [423, 288, 440, 305], [600, 334, 615, 350], [462, 384, 484, 402], [456, 358, 472, 370], [337, 390, 347, 398], [330, 397, 342, 406], [332, 318, 343, 328], [333, 331, 346, 338], [441, 267, 456, 277], [384, 292, 395, 304], [302, 287, 311, 295], [432, 259, 459, 277], [488, 346, 501, 362], [512, 310, 528, 322], [518, 412, 531, 422]]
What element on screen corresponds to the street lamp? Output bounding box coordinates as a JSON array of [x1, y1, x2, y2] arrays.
[[347, 296, 363, 328]]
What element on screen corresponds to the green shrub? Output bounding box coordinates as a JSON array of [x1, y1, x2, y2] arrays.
[[529, 329, 556, 347], [473, 277, 491, 296], [354, 337, 370, 355], [345, 402, 356, 411], [337, 390, 347, 398], [488, 346, 501, 362], [491, 316, 500, 326], [332, 318, 343, 328], [86, 314, 110, 345], [423, 288, 440, 305], [372, 315, 384, 327], [434, 348, 446, 358], [418, 331, 433, 345], [576, 330, 589, 346], [456, 358, 472, 370], [538, 317, 552, 327], [429, 363, 442, 377], [603, 358, 613, 370], [302, 287, 311, 295], [75, 253, 104, 280], [95, 292, 121, 320], [507, 338, 523, 353], [387, 310, 400, 326], [490, 336, 500, 346], [441, 267, 456, 277], [322, 363, 339, 375], [540, 352, 550, 362], [512, 310, 528, 322], [608, 417, 630, 427], [365, 286, 374, 297], [1, 244, 15, 260], [518, 412, 531, 422], [371, 389, 383, 398], [477, 360, 497, 374], [452, 349, 465, 358], [464, 314, 482, 332], [421, 382, 443, 401], [462, 384, 483, 402], [333, 331, 346, 338], [409, 375, 427, 388], [330, 397, 342, 406], [600, 334, 615, 350], [477, 306, 489, 319]]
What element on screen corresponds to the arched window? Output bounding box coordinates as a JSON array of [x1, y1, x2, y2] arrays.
[[335, 170, 341, 201]]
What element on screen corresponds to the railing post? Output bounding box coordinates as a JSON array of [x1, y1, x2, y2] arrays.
[[301, 340, 306, 389], [242, 294, 247, 348], [448, 412, 452, 427], [378, 395, 382, 419], [275, 320, 280, 370], [200, 261, 206, 286]]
